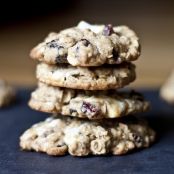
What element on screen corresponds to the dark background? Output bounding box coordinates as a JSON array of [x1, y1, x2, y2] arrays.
[[0, 0, 174, 87]]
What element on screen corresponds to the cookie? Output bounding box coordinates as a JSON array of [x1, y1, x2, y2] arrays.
[[0, 80, 15, 107], [36, 62, 136, 90], [20, 116, 155, 156], [160, 69, 174, 104], [29, 82, 149, 119], [30, 21, 140, 67]]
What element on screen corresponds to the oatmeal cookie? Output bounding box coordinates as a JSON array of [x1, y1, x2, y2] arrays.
[[30, 21, 140, 67]]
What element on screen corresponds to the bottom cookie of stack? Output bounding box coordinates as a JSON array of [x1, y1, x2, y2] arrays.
[[20, 116, 155, 156]]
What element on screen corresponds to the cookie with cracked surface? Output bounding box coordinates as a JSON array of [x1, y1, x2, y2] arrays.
[[30, 21, 140, 67], [160, 69, 174, 104], [36, 62, 136, 90], [0, 80, 15, 107], [20, 116, 155, 156], [29, 82, 149, 119]]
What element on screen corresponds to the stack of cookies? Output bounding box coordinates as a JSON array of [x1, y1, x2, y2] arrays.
[[20, 21, 155, 156]]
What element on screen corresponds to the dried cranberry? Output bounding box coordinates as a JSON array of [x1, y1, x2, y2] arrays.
[[132, 133, 143, 144], [71, 73, 80, 78], [46, 40, 68, 63], [80, 39, 90, 47], [56, 56, 67, 63], [51, 45, 67, 63], [112, 49, 122, 63], [81, 102, 99, 117], [69, 109, 77, 114], [76, 46, 79, 52], [47, 40, 59, 48], [103, 24, 114, 36]]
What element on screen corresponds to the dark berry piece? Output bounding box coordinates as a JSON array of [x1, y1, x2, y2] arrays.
[[55, 54, 67, 63], [80, 39, 90, 47], [54, 46, 67, 63], [132, 133, 143, 144], [81, 101, 100, 118], [57, 144, 63, 147], [69, 109, 77, 114], [47, 40, 59, 48], [103, 24, 114, 36], [112, 49, 123, 64], [71, 73, 81, 78], [76, 46, 79, 52], [47, 40, 68, 63], [57, 142, 66, 147], [42, 129, 54, 137], [113, 49, 118, 58]]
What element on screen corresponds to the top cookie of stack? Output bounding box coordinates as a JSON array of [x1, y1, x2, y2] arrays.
[[30, 21, 140, 67]]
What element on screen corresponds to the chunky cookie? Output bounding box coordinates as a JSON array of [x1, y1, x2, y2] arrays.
[[0, 80, 15, 107], [29, 82, 149, 119], [30, 21, 140, 66], [20, 116, 155, 156], [160, 70, 174, 104], [36, 63, 136, 90]]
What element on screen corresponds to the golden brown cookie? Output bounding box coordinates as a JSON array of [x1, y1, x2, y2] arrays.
[[29, 82, 149, 119], [36, 63, 136, 90], [30, 21, 140, 67], [20, 116, 155, 156]]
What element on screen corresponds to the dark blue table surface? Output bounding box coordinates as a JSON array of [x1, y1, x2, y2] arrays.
[[0, 89, 174, 174]]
